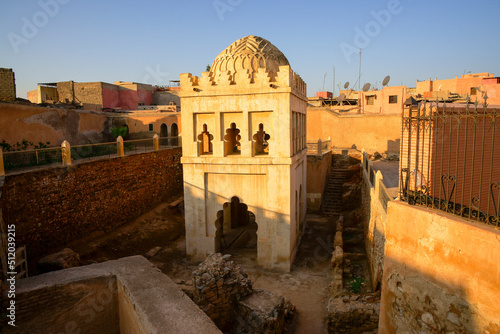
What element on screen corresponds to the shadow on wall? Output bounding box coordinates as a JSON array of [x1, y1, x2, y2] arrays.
[[387, 139, 400, 154], [380, 256, 481, 333], [183, 178, 305, 271], [379, 202, 500, 333]]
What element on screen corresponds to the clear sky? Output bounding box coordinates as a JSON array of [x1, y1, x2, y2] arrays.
[[1, 0, 499, 98]]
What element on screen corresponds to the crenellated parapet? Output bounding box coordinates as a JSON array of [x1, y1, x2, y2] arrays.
[[180, 65, 306, 99]]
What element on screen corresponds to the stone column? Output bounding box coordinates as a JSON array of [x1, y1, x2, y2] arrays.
[[117, 136, 124, 156], [153, 134, 159, 151], [61, 140, 71, 165], [375, 170, 384, 201]]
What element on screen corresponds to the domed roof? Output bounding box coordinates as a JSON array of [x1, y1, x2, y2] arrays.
[[210, 35, 290, 79]]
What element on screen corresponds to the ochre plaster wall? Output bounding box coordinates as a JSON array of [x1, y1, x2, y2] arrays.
[[0, 103, 108, 146], [379, 201, 500, 333], [307, 107, 401, 154]]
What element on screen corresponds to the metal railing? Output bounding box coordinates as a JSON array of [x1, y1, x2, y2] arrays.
[[0, 135, 181, 175], [400, 97, 500, 226], [124, 138, 155, 155], [71, 142, 118, 161], [2, 147, 63, 172]]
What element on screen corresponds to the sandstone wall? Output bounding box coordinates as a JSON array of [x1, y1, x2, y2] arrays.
[[0, 148, 183, 261], [361, 167, 388, 291], [307, 107, 401, 154], [379, 201, 500, 333], [0, 68, 16, 103]]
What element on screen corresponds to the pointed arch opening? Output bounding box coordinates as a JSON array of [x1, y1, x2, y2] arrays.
[[214, 196, 257, 258]]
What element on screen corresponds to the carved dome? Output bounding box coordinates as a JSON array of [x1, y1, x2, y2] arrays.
[[210, 35, 290, 79]]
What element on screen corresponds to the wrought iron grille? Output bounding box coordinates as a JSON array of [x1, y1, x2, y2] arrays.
[[400, 97, 500, 227]]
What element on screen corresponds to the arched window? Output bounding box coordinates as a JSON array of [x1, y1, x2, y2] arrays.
[[224, 123, 241, 155], [253, 123, 270, 155], [198, 124, 213, 155]]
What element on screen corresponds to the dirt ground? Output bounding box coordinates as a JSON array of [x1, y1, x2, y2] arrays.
[[64, 198, 336, 333]]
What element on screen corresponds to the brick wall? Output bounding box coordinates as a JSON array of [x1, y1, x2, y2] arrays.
[[0, 68, 16, 102], [0, 148, 183, 261]]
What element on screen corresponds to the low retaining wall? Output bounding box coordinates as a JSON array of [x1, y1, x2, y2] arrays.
[[6, 256, 221, 333], [0, 148, 183, 262]]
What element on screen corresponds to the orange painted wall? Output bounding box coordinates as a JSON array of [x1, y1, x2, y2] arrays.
[[380, 201, 500, 333], [307, 107, 401, 154], [360, 86, 406, 114]]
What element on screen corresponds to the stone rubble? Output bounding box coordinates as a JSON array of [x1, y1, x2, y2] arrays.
[[191, 253, 294, 333], [328, 215, 380, 333], [37, 248, 80, 273]]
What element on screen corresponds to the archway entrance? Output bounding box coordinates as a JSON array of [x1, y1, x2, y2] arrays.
[[215, 197, 257, 258], [160, 123, 168, 137], [171, 123, 178, 146]]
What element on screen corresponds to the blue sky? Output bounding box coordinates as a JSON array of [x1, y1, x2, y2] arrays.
[[1, 0, 499, 98]]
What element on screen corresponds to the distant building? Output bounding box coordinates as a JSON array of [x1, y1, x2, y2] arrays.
[[0, 68, 16, 103], [316, 91, 333, 99], [416, 72, 500, 105], [359, 85, 407, 114], [27, 80, 154, 111]]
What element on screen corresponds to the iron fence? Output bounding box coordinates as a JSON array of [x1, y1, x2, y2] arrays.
[[1, 135, 181, 175], [400, 98, 500, 226], [2, 147, 63, 171], [124, 138, 155, 154], [71, 142, 118, 161]]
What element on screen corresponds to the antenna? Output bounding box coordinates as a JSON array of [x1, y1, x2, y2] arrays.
[[358, 49, 362, 91], [322, 72, 327, 91], [362, 83, 371, 92], [333, 66, 335, 97], [382, 75, 390, 87], [344, 82, 350, 89]]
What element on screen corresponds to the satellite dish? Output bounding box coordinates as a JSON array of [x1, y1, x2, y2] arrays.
[[362, 83, 371, 92], [344, 82, 350, 89], [382, 75, 390, 87]]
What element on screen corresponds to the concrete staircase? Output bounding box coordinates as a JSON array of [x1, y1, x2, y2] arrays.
[[322, 169, 347, 215]]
